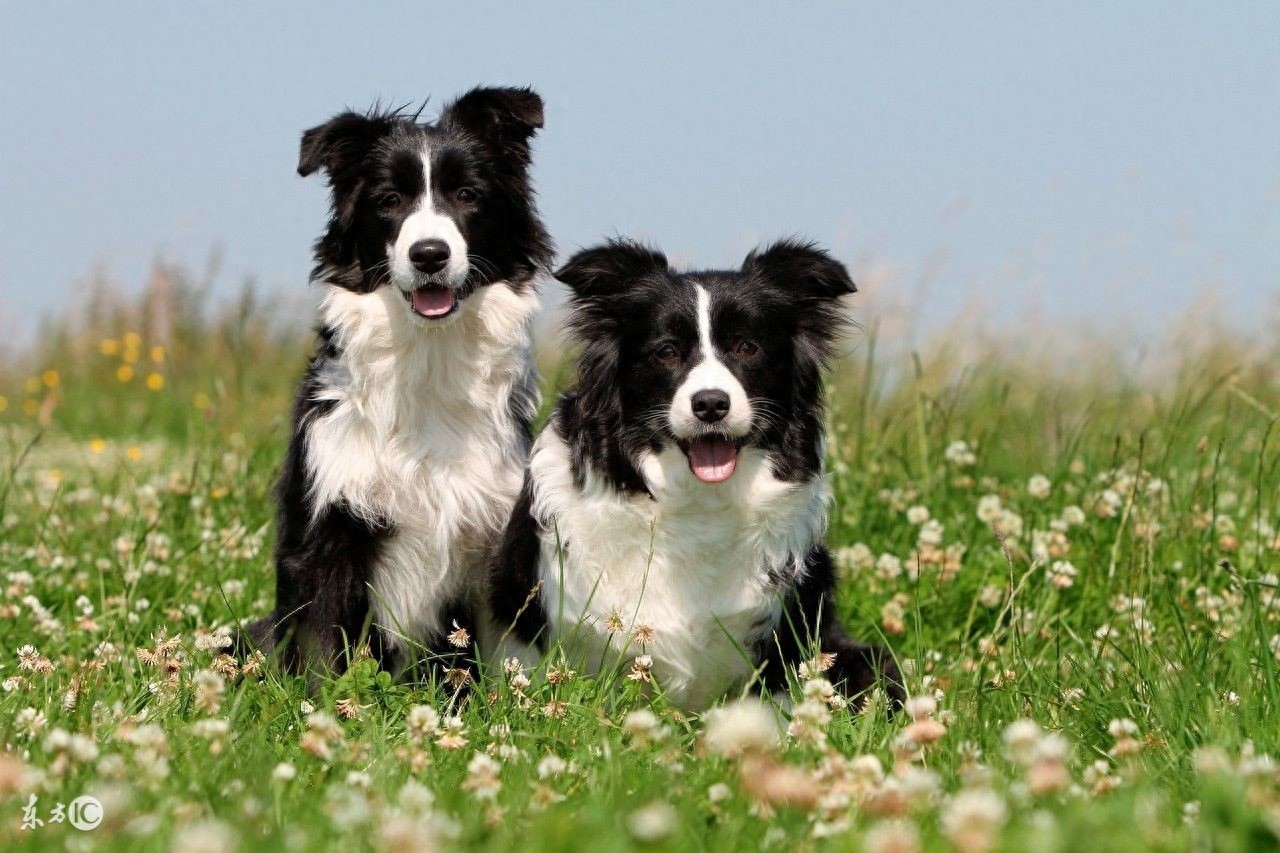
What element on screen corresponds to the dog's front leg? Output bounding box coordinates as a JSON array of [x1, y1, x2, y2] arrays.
[[759, 546, 905, 711], [273, 502, 384, 685]]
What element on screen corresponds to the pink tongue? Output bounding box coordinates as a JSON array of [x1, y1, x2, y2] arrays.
[[686, 435, 738, 483], [410, 286, 457, 317]]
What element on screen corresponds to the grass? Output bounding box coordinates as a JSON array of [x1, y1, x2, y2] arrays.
[[0, 272, 1277, 851]]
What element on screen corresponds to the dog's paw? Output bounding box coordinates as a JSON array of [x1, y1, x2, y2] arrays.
[[827, 641, 906, 717]]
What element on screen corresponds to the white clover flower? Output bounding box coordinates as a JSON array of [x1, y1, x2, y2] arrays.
[[272, 762, 297, 782], [997, 509, 1024, 539], [940, 789, 1008, 850], [192, 718, 229, 740], [906, 505, 931, 525], [904, 695, 937, 720], [707, 782, 731, 804], [702, 701, 778, 757], [803, 678, 836, 703], [306, 712, 342, 740], [1108, 718, 1139, 738], [405, 705, 441, 741], [398, 779, 435, 812], [623, 708, 662, 743], [537, 754, 567, 779], [977, 494, 1003, 524], [1027, 475, 1052, 499], [850, 754, 886, 781], [918, 519, 945, 547], [979, 585, 1003, 608], [945, 440, 977, 466], [461, 752, 502, 800], [171, 818, 237, 853], [875, 553, 904, 580], [1048, 560, 1078, 590], [1034, 733, 1071, 764], [1002, 719, 1044, 765], [628, 802, 676, 842], [864, 819, 921, 853], [835, 543, 875, 573], [1062, 506, 1086, 527], [15, 707, 47, 739]]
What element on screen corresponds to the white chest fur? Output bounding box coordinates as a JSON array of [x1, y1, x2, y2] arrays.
[[527, 428, 828, 710], [305, 282, 538, 652]]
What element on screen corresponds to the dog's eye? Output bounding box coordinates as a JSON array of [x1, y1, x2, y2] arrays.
[[654, 343, 681, 363], [734, 340, 760, 358], [455, 187, 479, 204], [377, 192, 401, 209]]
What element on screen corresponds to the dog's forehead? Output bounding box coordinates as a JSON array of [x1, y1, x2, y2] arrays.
[[380, 126, 479, 182], [682, 271, 771, 313], [624, 275, 691, 333]]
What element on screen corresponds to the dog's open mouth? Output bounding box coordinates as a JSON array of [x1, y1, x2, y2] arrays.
[[405, 285, 458, 319], [679, 434, 740, 484]]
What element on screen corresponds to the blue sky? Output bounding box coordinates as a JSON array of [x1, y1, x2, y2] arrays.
[[1, 3, 1276, 345]]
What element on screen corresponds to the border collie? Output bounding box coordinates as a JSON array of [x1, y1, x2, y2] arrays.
[[489, 239, 902, 711], [245, 87, 552, 683]]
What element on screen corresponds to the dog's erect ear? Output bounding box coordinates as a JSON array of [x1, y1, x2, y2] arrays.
[[742, 240, 856, 298], [555, 240, 671, 299], [297, 111, 397, 178], [441, 86, 544, 156]]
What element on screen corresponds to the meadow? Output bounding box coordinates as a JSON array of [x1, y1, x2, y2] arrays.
[[1, 265, 1277, 852]]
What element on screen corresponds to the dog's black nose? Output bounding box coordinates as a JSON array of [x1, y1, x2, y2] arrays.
[[691, 389, 731, 423], [408, 239, 451, 273]]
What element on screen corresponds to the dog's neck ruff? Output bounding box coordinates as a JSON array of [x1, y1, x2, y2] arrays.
[[527, 421, 830, 709]]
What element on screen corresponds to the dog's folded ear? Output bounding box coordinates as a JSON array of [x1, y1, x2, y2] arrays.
[[297, 111, 397, 178], [742, 240, 856, 298], [442, 86, 545, 159], [555, 240, 671, 299]]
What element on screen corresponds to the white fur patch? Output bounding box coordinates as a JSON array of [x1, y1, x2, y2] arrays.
[[388, 146, 470, 289], [521, 425, 828, 710], [668, 284, 752, 438], [305, 278, 539, 655]]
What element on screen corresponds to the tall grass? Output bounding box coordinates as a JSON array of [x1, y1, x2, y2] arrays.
[[0, 262, 1277, 851]]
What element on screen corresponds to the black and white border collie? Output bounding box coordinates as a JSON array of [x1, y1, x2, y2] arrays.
[[246, 87, 552, 682], [489, 240, 902, 711]]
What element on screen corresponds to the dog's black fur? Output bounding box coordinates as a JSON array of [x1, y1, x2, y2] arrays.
[[490, 240, 903, 709], [241, 87, 552, 684]]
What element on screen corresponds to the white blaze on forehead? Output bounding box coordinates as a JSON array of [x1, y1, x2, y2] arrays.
[[696, 284, 716, 359], [667, 284, 752, 438], [388, 145, 470, 289]]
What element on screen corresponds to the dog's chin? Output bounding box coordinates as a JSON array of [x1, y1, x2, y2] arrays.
[[675, 433, 745, 484]]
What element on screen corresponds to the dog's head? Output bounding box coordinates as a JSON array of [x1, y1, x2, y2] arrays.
[[299, 86, 551, 321], [557, 239, 855, 486]]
